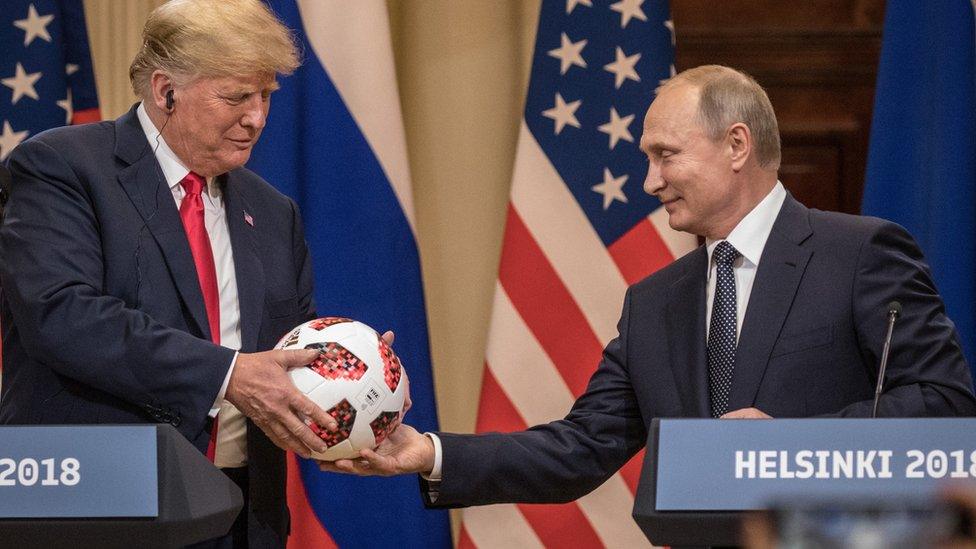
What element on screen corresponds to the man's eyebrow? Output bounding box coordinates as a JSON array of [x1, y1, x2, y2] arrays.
[[221, 81, 279, 95], [641, 140, 664, 152]]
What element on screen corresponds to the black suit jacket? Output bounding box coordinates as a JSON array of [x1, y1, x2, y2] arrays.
[[428, 194, 976, 508], [0, 105, 316, 544]]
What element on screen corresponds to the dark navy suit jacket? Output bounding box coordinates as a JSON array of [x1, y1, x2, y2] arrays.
[[428, 194, 976, 508], [0, 105, 316, 543]]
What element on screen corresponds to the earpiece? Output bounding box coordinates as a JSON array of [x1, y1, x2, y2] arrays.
[[165, 89, 175, 111]]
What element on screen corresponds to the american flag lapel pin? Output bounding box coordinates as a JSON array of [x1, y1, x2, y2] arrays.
[[243, 210, 254, 227]]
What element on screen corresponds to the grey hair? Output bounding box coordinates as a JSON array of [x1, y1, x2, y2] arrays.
[[660, 65, 781, 169]]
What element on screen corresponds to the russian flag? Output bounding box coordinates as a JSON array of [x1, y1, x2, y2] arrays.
[[248, 2, 451, 547]]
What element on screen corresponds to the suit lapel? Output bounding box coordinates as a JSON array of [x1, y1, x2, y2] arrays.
[[114, 106, 211, 340], [727, 195, 813, 411], [222, 174, 264, 353], [667, 247, 710, 417]]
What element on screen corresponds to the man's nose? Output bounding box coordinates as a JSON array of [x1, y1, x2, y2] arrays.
[[643, 160, 665, 196], [241, 97, 267, 130]]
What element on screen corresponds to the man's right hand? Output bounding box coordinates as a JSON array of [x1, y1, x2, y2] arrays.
[[225, 348, 336, 458], [317, 424, 435, 476]]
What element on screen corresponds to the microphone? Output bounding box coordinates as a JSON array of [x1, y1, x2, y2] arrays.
[[871, 301, 902, 418]]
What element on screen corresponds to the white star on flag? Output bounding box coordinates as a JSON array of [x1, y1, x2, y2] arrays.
[[565, 0, 592, 14], [57, 88, 73, 125], [660, 63, 677, 85], [664, 19, 676, 45], [610, 0, 648, 28], [604, 47, 641, 89], [2, 63, 42, 104], [66, 64, 79, 76], [542, 92, 582, 135], [597, 107, 635, 149], [548, 33, 587, 75], [14, 4, 54, 47], [0, 120, 29, 161], [591, 168, 629, 209]]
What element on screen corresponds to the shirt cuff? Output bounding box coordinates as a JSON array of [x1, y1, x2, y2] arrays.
[[210, 351, 238, 417], [422, 432, 443, 480]]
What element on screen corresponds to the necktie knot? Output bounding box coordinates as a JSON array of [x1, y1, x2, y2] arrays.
[[180, 171, 206, 197], [713, 241, 740, 267]]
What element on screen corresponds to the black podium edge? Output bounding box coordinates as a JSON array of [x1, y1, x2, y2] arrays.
[[631, 418, 742, 547]]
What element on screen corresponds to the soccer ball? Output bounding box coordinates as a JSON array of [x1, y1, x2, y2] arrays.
[[277, 317, 406, 460]]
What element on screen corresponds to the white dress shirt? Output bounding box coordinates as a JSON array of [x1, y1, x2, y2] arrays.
[[704, 181, 787, 341], [137, 103, 248, 468], [426, 182, 789, 483]]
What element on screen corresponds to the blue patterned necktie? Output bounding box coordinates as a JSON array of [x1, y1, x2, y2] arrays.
[[708, 241, 741, 418]]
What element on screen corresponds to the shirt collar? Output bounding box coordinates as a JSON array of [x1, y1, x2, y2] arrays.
[[706, 181, 787, 268], [136, 102, 219, 197]]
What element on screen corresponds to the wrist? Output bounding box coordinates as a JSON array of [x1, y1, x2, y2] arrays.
[[422, 432, 443, 479], [423, 435, 435, 474]]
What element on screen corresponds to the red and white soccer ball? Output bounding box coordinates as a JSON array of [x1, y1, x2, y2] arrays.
[[276, 317, 406, 460]]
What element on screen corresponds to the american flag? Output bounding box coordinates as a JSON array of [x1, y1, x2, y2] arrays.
[[0, 0, 99, 162], [458, 1, 696, 547], [0, 0, 100, 386]]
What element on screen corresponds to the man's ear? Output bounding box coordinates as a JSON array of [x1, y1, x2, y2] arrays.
[[727, 122, 752, 172], [149, 71, 174, 113]]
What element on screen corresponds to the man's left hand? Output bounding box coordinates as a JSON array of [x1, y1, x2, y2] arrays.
[[721, 407, 773, 419]]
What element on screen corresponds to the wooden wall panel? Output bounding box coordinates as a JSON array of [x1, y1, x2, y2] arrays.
[[671, 0, 885, 214]]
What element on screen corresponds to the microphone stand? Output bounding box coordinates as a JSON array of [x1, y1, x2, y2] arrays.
[[871, 302, 902, 418]]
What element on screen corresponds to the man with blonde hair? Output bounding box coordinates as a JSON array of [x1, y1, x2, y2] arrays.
[[323, 65, 975, 511], [0, 1, 337, 546]]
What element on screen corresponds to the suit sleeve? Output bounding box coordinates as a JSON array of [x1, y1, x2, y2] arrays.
[[428, 288, 646, 508], [832, 221, 976, 417], [0, 138, 235, 430]]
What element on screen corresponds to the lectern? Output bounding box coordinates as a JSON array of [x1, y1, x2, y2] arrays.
[[0, 424, 242, 548], [633, 418, 976, 547]]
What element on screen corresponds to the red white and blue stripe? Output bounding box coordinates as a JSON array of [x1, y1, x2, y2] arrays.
[[249, 2, 450, 548]]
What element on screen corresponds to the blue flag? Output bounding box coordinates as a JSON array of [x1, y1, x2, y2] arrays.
[[248, 1, 451, 548], [862, 0, 976, 370]]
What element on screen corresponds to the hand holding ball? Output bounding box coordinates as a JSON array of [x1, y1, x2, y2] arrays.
[[276, 317, 407, 460]]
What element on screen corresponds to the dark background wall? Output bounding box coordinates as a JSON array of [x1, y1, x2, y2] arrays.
[[672, 0, 886, 214]]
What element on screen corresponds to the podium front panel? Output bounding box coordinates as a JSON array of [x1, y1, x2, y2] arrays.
[[0, 425, 158, 518], [654, 418, 976, 511]]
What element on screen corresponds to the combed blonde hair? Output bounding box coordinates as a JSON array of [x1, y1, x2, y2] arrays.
[[661, 65, 781, 169], [129, 0, 300, 98]]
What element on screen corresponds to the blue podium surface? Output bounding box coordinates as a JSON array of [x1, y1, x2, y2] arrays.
[[0, 424, 242, 549], [633, 418, 976, 547], [655, 418, 976, 511], [0, 425, 157, 518]]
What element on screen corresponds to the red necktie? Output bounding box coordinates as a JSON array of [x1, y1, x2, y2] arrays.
[[178, 172, 221, 461]]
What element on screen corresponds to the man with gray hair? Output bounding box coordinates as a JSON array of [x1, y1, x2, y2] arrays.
[[322, 65, 975, 510], [0, 1, 338, 546]]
